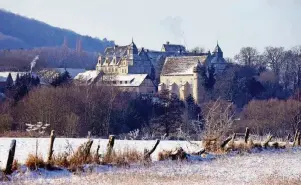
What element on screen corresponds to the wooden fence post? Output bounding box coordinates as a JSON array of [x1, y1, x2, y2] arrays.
[[262, 135, 273, 148], [144, 139, 160, 160], [244, 127, 250, 144], [293, 130, 299, 146], [297, 132, 301, 146], [84, 140, 93, 161], [5, 139, 16, 174], [47, 130, 56, 165], [220, 135, 233, 148], [106, 135, 115, 158]]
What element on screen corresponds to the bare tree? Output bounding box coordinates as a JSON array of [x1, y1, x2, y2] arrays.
[[292, 46, 301, 90], [234, 47, 261, 66], [190, 47, 206, 54], [263, 46, 286, 76], [201, 99, 235, 140]]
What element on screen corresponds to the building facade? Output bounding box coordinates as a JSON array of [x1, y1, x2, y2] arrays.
[[96, 40, 154, 78], [159, 43, 227, 104]]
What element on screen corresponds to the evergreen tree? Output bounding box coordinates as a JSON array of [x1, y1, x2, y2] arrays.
[[185, 94, 201, 120], [15, 73, 20, 87], [207, 65, 216, 90], [200, 66, 208, 88], [5, 73, 14, 90]]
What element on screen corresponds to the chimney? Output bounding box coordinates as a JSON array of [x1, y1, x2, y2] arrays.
[[166, 41, 170, 45]]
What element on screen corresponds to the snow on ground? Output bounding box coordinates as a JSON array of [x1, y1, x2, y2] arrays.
[[0, 138, 202, 168], [3, 149, 301, 185], [1, 138, 301, 184]]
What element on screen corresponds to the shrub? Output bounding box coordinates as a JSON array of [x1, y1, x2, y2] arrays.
[[25, 154, 45, 170], [0, 114, 13, 134], [102, 148, 143, 167], [52, 154, 70, 168]]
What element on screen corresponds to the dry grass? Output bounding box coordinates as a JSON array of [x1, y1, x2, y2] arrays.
[[157, 147, 187, 161], [158, 150, 172, 161], [102, 148, 143, 166], [202, 138, 226, 154], [25, 154, 46, 170], [52, 153, 70, 168]]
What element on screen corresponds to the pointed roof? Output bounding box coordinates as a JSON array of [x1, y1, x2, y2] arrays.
[[129, 39, 138, 54], [213, 42, 223, 53]]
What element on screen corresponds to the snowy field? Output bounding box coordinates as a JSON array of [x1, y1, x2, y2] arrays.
[[0, 138, 201, 168], [2, 149, 301, 185], [1, 138, 301, 185]]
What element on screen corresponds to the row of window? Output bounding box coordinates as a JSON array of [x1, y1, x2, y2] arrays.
[[101, 67, 128, 74], [102, 80, 129, 85]]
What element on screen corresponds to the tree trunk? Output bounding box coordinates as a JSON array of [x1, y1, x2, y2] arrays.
[[5, 139, 16, 174]]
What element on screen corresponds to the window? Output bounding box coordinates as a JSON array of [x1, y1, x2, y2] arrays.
[[120, 81, 123, 84], [125, 81, 128, 84], [113, 81, 116, 84]]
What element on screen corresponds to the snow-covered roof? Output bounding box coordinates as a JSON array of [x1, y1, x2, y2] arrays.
[[0, 72, 27, 82], [161, 56, 208, 76], [101, 74, 149, 87], [74, 70, 100, 82], [74, 72, 151, 87]]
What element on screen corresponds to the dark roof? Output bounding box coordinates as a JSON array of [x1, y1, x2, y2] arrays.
[[210, 55, 227, 64], [161, 56, 208, 76], [104, 45, 128, 57], [213, 44, 223, 53], [162, 44, 186, 52]]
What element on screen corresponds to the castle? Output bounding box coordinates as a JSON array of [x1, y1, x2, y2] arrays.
[[76, 40, 228, 102]]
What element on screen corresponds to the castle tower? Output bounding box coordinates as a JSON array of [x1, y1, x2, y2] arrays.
[[128, 38, 138, 55], [212, 41, 223, 58], [193, 61, 202, 104]]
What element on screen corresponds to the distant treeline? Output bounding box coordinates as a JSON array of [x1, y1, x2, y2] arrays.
[[0, 9, 114, 52]]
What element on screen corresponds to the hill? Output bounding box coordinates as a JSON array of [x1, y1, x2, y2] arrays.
[[0, 9, 114, 52]]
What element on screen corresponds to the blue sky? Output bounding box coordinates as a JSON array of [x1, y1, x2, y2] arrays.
[[0, 0, 301, 57]]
